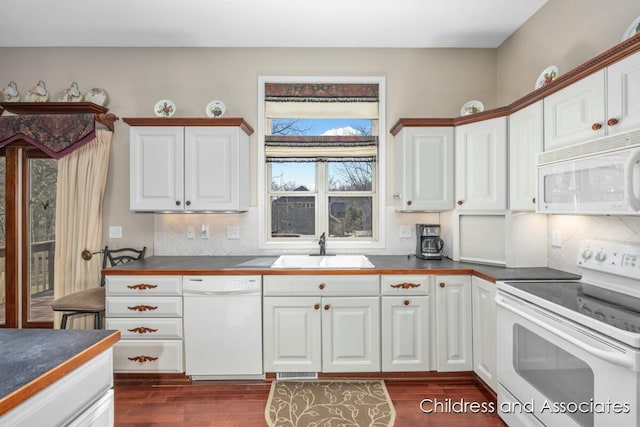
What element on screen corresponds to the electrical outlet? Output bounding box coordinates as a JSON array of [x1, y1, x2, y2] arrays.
[[551, 231, 562, 248], [187, 226, 195, 239], [399, 225, 411, 239], [109, 226, 122, 239], [227, 226, 240, 240]]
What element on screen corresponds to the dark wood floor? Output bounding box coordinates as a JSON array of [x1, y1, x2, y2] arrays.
[[114, 378, 507, 426]]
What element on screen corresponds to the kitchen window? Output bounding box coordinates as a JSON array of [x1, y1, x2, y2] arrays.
[[258, 77, 386, 250]]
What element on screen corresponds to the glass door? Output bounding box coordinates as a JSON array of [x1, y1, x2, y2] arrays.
[[0, 146, 56, 328]]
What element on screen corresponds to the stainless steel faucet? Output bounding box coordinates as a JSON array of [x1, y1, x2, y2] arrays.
[[319, 232, 326, 255]]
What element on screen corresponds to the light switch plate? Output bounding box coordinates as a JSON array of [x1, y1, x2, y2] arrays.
[[187, 226, 195, 239], [551, 231, 562, 248], [399, 225, 411, 239], [109, 226, 122, 239], [227, 226, 240, 240]]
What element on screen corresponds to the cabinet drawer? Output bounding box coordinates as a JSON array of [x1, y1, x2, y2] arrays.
[[106, 318, 183, 340], [381, 275, 430, 295], [105, 276, 182, 296], [263, 275, 379, 296], [106, 296, 182, 317], [113, 340, 183, 373]]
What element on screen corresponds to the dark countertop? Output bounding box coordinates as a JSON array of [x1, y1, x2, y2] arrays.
[[103, 255, 580, 282], [0, 329, 120, 415]]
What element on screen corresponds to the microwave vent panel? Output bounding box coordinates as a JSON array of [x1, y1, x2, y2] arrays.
[[538, 129, 640, 165]]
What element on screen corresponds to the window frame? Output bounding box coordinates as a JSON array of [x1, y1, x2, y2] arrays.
[[258, 76, 386, 251]]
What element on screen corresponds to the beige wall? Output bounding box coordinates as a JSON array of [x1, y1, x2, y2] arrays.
[[2, 0, 638, 254], [0, 47, 496, 252], [497, 0, 640, 104]]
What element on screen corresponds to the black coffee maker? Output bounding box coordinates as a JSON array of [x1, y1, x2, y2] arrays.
[[415, 224, 444, 260]]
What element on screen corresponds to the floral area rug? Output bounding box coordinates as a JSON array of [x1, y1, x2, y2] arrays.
[[265, 380, 396, 427]]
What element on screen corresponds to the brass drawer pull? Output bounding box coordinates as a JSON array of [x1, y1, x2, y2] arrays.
[[404, 300, 410, 306], [319, 283, 326, 290], [127, 305, 158, 312], [127, 326, 159, 334], [439, 282, 446, 288], [128, 355, 159, 363], [390, 282, 421, 289], [127, 283, 158, 290], [314, 304, 320, 310]]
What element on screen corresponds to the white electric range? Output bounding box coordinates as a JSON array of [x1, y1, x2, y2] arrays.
[[495, 239, 640, 427]]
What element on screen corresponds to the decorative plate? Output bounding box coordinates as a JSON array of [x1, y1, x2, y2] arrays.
[[205, 100, 225, 118], [460, 100, 484, 116], [57, 82, 83, 102], [622, 16, 640, 41], [535, 65, 558, 89], [84, 88, 109, 106], [154, 99, 176, 117]]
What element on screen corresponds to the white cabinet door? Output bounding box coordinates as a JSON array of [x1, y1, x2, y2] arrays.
[[471, 276, 497, 391], [607, 51, 640, 135], [394, 127, 454, 211], [509, 101, 543, 211], [184, 127, 249, 211], [263, 297, 322, 372], [322, 297, 380, 372], [129, 127, 184, 211], [543, 70, 606, 151], [381, 295, 430, 371], [435, 275, 472, 372], [455, 117, 507, 210]]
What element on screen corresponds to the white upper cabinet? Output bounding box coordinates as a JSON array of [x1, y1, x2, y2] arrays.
[[455, 117, 507, 210], [509, 101, 543, 211], [393, 126, 454, 211], [127, 119, 252, 212], [544, 70, 606, 151], [607, 51, 640, 135]]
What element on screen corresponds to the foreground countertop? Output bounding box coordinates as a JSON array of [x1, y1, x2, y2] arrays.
[[0, 329, 120, 415], [102, 255, 580, 282]]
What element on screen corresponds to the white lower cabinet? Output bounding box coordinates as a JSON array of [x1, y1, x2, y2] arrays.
[[435, 275, 473, 372], [471, 276, 497, 390], [105, 275, 184, 373], [381, 275, 432, 371], [263, 275, 380, 373]]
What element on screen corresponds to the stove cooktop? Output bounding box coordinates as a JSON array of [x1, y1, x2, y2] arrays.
[[499, 280, 640, 348]]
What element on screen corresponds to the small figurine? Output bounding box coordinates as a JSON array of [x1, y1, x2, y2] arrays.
[[2, 81, 20, 102]]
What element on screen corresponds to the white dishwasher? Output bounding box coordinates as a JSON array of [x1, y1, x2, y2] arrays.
[[183, 275, 264, 380]]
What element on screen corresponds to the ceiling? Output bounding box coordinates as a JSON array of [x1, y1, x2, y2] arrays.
[[1, 0, 547, 48]]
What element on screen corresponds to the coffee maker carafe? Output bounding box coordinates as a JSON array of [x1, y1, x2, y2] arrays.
[[415, 224, 444, 260]]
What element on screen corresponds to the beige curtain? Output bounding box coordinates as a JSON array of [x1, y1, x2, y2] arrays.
[[53, 129, 112, 329]]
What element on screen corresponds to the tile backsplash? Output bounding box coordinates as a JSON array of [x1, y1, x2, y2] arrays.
[[154, 207, 440, 257], [154, 210, 640, 275], [548, 215, 640, 274]]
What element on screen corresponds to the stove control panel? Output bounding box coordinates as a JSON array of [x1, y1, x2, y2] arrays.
[[578, 239, 640, 279]]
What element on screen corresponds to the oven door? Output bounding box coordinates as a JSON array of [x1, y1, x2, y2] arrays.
[[496, 292, 640, 427]]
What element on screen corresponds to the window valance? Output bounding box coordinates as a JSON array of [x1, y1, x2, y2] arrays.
[[0, 113, 98, 159], [265, 83, 380, 119]]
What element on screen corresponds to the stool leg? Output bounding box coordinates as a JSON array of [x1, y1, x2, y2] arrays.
[[61, 314, 69, 329], [94, 313, 100, 329]]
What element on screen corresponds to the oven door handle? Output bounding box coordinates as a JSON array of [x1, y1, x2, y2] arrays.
[[496, 295, 635, 369]]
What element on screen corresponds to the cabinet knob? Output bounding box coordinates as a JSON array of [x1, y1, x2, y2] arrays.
[[532, 197, 536, 204], [324, 304, 330, 310], [607, 118, 619, 126], [185, 200, 191, 206], [318, 283, 325, 290], [457, 200, 464, 206], [404, 299, 410, 306], [314, 304, 320, 310], [439, 282, 446, 288], [407, 200, 412, 206], [592, 123, 602, 131], [175, 200, 181, 206]]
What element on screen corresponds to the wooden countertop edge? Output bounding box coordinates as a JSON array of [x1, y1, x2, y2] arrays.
[[0, 330, 121, 416], [102, 268, 495, 281]]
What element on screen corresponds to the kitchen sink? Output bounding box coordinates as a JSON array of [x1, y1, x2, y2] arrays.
[[270, 254, 375, 269]]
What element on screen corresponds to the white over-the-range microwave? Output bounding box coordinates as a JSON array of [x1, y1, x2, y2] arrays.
[[537, 130, 640, 215]]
